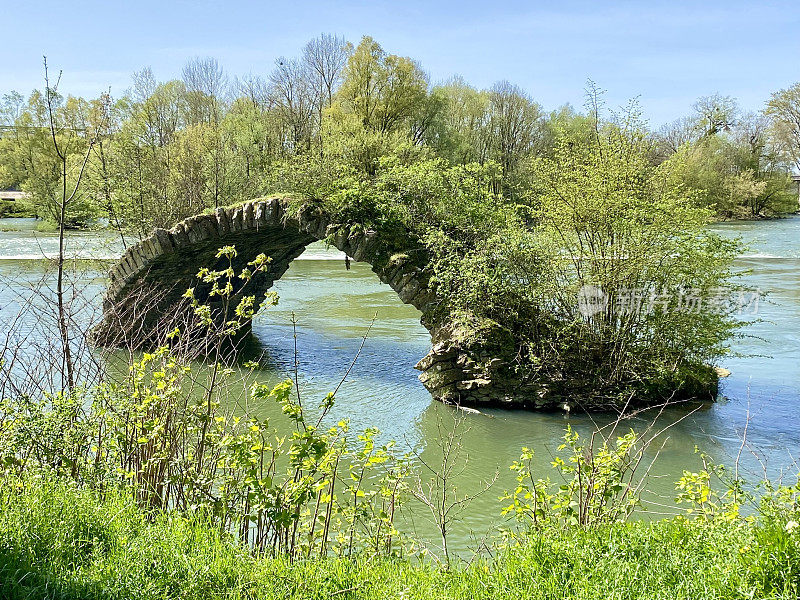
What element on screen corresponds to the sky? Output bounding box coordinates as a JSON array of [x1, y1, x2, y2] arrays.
[[2, 0, 799, 126]]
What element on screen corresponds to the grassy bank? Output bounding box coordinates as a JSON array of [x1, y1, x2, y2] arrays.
[[1, 474, 798, 600]]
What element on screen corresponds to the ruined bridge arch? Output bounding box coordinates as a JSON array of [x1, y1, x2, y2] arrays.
[[95, 198, 543, 408]]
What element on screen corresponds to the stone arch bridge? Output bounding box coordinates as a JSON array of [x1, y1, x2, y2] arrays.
[[94, 198, 549, 409]]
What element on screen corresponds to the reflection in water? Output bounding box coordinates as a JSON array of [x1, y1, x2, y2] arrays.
[[0, 215, 799, 552]]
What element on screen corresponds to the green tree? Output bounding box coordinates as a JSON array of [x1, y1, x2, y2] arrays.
[[335, 36, 429, 136], [766, 82, 800, 172], [693, 94, 738, 137], [486, 80, 543, 196], [0, 89, 100, 225], [427, 77, 491, 165], [181, 56, 228, 126], [520, 101, 741, 398], [664, 112, 794, 218]]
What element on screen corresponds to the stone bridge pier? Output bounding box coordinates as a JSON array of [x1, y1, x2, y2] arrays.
[[94, 198, 550, 409]]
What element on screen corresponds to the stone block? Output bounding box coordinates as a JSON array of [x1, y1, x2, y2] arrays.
[[201, 214, 220, 238], [170, 223, 190, 248], [243, 203, 255, 229], [456, 378, 492, 391], [254, 202, 269, 228], [230, 207, 244, 232], [154, 229, 173, 254], [215, 207, 231, 235], [141, 238, 158, 260], [269, 198, 282, 224], [419, 366, 463, 389]]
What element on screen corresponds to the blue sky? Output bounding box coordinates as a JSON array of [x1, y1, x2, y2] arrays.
[[2, 0, 799, 126]]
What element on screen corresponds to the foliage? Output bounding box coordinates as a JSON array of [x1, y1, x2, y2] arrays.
[[767, 82, 800, 171], [272, 94, 744, 404], [501, 427, 643, 530], [0, 90, 100, 225], [2, 471, 800, 599], [664, 125, 795, 218], [2, 35, 799, 236], [517, 102, 743, 401], [1, 239, 799, 589], [1, 37, 795, 427], [0, 246, 411, 560]]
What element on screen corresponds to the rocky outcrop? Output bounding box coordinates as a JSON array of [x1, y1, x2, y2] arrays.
[[413, 333, 560, 409]]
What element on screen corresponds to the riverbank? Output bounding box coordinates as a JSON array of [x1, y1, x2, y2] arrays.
[[1, 474, 797, 600]]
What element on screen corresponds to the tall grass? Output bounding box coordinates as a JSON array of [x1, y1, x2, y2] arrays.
[[1, 472, 798, 600]]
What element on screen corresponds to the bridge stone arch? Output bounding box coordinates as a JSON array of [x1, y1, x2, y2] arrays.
[[94, 198, 544, 409]]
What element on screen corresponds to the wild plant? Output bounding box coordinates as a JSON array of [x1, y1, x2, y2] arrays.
[[501, 426, 643, 530], [407, 412, 497, 569], [0, 244, 414, 560]]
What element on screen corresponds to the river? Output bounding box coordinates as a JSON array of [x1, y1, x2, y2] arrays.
[[0, 215, 798, 552]]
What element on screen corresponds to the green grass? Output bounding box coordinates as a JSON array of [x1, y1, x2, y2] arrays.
[[0, 475, 798, 599]]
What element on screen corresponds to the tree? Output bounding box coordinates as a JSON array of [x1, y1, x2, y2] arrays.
[[302, 33, 352, 112], [693, 94, 738, 137], [664, 111, 794, 218], [182, 57, 228, 126], [766, 82, 800, 171], [222, 95, 276, 183], [427, 77, 491, 165], [41, 58, 106, 391], [654, 116, 698, 161], [731, 112, 794, 216], [132, 74, 187, 147], [269, 57, 316, 153], [487, 80, 543, 195], [0, 87, 102, 225], [302, 34, 352, 153], [84, 90, 128, 245], [514, 98, 741, 401], [335, 36, 429, 135], [425, 78, 543, 197], [106, 80, 185, 235]]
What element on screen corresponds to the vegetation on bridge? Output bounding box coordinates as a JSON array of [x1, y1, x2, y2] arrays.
[[3, 18, 800, 600], [275, 98, 742, 407]]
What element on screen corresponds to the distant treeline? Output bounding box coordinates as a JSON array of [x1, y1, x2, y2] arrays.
[[0, 34, 799, 230]]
